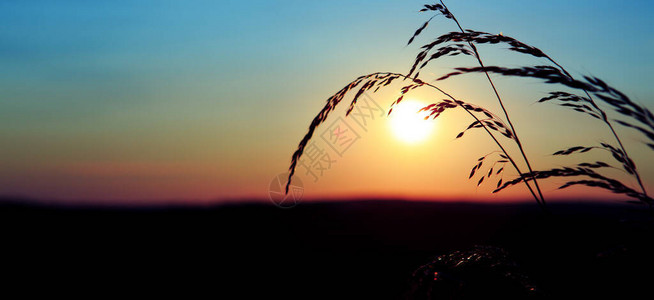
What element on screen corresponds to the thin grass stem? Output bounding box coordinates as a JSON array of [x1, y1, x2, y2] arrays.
[[545, 55, 649, 205], [287, 71, 545, 211], [440, 0, 547, 208]]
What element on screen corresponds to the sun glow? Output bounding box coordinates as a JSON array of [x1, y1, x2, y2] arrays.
[[388, 100, 435, 144]]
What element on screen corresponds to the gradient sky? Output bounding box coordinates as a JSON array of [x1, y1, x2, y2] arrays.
[[0, 0, 652, 205]]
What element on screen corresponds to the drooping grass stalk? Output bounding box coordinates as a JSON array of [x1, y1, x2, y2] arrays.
[[438, 0, 547, 207], [409, 0, 654, 208], [286, 2, 652, 210], [411, 19, 653, 207], [434, 66, 653, 206], [410, 77, 547, 211], [285, 71, 546, 211], [543, 56, 649, 204]]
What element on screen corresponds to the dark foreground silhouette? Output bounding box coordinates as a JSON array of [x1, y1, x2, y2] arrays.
[[1, 198, 653, 299]]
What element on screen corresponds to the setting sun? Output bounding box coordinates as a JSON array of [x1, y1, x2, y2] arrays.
[[388, 100, 435, 144]]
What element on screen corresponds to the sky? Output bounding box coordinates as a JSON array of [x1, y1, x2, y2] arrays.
[[0, 0, 652, 205]]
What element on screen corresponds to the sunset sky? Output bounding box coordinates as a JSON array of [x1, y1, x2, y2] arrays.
[[1, 0, 652, 205]]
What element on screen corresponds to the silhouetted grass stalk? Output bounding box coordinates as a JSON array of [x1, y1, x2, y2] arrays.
[[412, 2, 652, 207], [438, 0, 546, 208], [543, 55, 649, 205], [286, 2, 653, 210], [422, 91, 546, 211], [285, 72, 545, 210]]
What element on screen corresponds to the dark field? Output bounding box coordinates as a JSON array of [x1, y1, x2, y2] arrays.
[[2, 199, 653, 299]]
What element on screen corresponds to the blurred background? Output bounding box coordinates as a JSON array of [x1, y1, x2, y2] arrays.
[[1, 0, 652, 205]]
